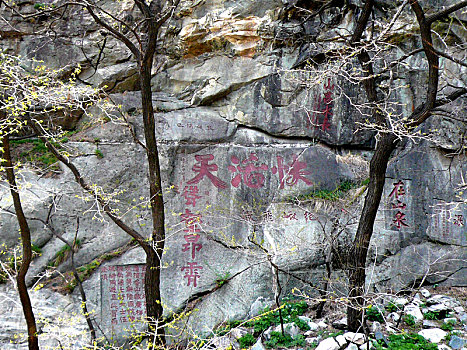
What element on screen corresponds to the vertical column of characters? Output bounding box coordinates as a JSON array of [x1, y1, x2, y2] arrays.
[[388, 180, 409, 230], [306, 78, 334, 132]]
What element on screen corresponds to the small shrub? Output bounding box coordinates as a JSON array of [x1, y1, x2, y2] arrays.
[[95, 149, 104, 158], [294, 318, 310, 331], [244, 299, 309, 336], [441, 320, 456, 331], [238, 334, 256, 348], [264, 332, 305, 349], [424, 310, 445, 320], [366, 305, 385, 322], [404, 314, 416, 327], [386, 302, 401, 312], [374, 333, 438, 350]]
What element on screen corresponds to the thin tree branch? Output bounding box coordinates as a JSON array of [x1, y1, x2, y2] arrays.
[[426, 1, 467, 25]]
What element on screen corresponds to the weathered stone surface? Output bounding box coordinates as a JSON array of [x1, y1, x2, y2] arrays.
[[251, 338, 267, 350], [316, 337, 340, 350], [0, 283, 88, 349], [449, 335, 467, 350], [1, 0, 467, 345], [344, 332, 366, 345], [404, 304, 424, 322], [418, 329, 448, 344]]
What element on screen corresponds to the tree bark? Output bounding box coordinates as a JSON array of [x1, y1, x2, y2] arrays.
[[347, 133, 398, 332], [140, 59, 166, 345], [2, 134, 40, 350]]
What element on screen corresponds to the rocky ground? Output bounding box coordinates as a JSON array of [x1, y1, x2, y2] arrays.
[[198, 287, 467, 350], [0, 281, 466, 349]]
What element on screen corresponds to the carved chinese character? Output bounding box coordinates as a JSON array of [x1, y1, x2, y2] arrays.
[[393, 211, 409, 229], [263, 210, 274, 223], [272, 155, 313, 189], [182, 234, 203, 259], [181, 262, 203, 287], [307, 78, 334, 131], [304, 211, 317, 222], [228, 153, 268, 188], [389, 180, 406, 200], [187, 154, 227, 189], [283, 211, 298, 221], [183, 185, 202, 207], [181, 209, 202, 233], [453, 214, 465, 227]]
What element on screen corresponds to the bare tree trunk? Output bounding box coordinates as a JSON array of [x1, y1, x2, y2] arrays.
[[140, 60, 166, 345], [2, 134, 39, 350], [347, 133, 398, 331]]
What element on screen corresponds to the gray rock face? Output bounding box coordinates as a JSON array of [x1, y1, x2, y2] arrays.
[[449, 335, 467, 350], [418, 328, 448, 344], [316, 337, 340, 350], [1, 0, 467, 346], [0, 284, 88, 349]]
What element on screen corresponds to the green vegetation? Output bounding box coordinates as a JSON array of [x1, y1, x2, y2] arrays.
[[445, 331, 461, 343], [48, 239, 82, 268], [238, 333, 256, 348], [214, 299, 309, 339], [404, 314, 416, 327], [95, 149, 104, 159], [366, 305, 385, 322], [243, 300, 308, 335], [441, 320, 456, 331], [386, 302, 401, 313], [65, 259, 101, 293], [293, 180, 366, 202], [11, 138, 59, 170], [424, 310, 446, 320], [264, 332, 306, 349], [214, 271, 231, 287], [373, 333, 438, 350]]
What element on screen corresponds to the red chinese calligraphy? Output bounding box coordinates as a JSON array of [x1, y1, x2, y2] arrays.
[[393, 211, 409, 229], [181, 262, 203, 287], [187, 154, 227, 189], [181, 209, 202, 233], [228, 153, 268, 188], [272, 155, 313, 189], [182, 234, 203, 259], [182, 185, 202, 207], [102, 265, 146, 325], [306, 78, 334, 131], [389, 180, 406, 200], [388, 180, 409, 230], [283, 211, 298, 221], [304, 211, 317, 223], [453, 214, 465, 227]]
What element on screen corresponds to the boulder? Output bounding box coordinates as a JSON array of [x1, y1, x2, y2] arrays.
[[316, 337, 340, 350], [418, 328, 448, 344]]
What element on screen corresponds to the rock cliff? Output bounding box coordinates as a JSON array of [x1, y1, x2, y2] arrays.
[[0, 0, 466, 346]]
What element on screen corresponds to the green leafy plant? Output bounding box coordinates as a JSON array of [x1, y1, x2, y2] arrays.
[[238, 333, 256, 348], [95, 149, 104, 159], [424, 310, 445, 320], [244, 300, 309, 335], [386, 302, 401, 313], [294, 318, 310, 331], [373, 333, 438, 350], [441, 320, 456, 331], [215, 271, 231, 287], [366, 305, 385, 322], [444, 331, 461, 343], [404, 314, 416, 327], [264, 332, 305, 349], [12, 138, 60, 170]]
